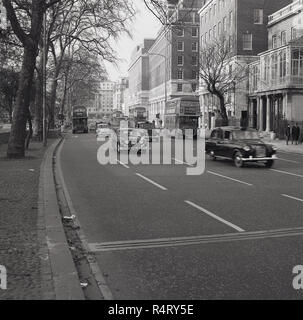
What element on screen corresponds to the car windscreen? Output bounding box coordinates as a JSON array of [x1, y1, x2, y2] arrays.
[[97, 124, 108, 129], [232, 131, 260, 140]]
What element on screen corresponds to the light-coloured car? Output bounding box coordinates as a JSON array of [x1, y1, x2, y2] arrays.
[[96, 123, 112, 140]]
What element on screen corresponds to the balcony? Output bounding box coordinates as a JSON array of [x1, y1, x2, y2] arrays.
[[268, 0, 303, 26]]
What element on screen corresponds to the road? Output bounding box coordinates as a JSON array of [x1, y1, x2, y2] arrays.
[[59, 133, 303, 299]]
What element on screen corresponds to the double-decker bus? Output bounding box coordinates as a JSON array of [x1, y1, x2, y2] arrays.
[[72, 106, 88, 134], [110, 110, 125, 129], [129, 107, 147, 128], [164, 96, 201, 138]]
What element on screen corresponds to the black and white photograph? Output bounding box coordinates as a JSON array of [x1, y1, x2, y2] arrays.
[[1, 0, 303, 306]]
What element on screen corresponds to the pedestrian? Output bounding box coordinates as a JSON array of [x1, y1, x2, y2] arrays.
[[291, 124, 296, 145], [295, 123, 301, 145], [285, 124, 291, 145]]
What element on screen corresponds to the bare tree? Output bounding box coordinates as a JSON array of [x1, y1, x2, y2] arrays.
[[3, 0, 60, 158], [199, 36, 248, 126]]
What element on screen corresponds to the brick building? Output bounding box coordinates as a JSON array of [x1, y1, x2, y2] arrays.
[[198, 0, 291, 127], [248, 0, 303, 137], [148, 0, 201, 123]]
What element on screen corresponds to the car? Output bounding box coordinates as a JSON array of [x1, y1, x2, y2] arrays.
[[96, 123, 112, 139], [112, 128, 149, 153], [88, 123, 96, 132], [205, 126, 278, 168]]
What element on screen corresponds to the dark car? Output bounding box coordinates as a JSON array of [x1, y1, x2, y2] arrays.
[[206, 127, 278, 168]]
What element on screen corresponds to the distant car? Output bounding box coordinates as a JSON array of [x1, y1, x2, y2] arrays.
[[89, 123, 96, 132], [206, 127, 278, 168], [96, 123, 112, 139], [112, 128, 149, 153]]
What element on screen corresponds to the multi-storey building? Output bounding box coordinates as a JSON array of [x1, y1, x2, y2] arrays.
[[113, 77, 129, 113], [199, 0, 291, 127], [148, 0, 201, 123], [88, 81, 115, 118], [248, 0, 303, 136], [127, 39, 155, 118]]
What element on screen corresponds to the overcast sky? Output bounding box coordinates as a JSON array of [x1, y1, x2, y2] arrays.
[[104, 1, 161, 81]]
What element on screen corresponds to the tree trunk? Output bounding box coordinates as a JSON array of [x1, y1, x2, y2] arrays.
[[213, 92, 229, 127], [7, 45, 39, 158], [33, 61, 43, 139], [25, 112, 33, 149], [49, 78, 58, 129]]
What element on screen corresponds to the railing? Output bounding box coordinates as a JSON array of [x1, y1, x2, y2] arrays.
[[268, 0, 303, 24]]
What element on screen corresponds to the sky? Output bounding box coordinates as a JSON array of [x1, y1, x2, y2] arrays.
[[104, 1, 161, 81]]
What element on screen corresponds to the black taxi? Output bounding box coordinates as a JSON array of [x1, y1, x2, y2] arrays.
[[206, 127, 278, 168]]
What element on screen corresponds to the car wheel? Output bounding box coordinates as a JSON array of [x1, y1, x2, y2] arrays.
[[209, 151, 216, 161], [265, 160, 274, 168], [234, 151, 244, 168]]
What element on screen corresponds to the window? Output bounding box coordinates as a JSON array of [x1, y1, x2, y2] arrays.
[[291, 27, 297, 40], [191, 56, 197, 66], [177, 41, 184, 51], [280, 49, 287, 78], [254, 9, 263, 24], [192, 42, 198, 51], [291, 49, 303, 76], [177, 84, 183, 92], [192, 27, 198, 37], [177, 55, 184, 66], [192, 70, 197, 79], [271, 53, 278, 80], [229, 11, 233, 30], [272, 35, 277, 49], [243, 33, 252, 50], [223, 17, 227, 32], [177, 69, 183, 80], [281, 31, 287, 46]]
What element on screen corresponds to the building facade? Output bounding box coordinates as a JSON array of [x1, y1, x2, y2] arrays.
[[113, 77, 129, 112], [198, 0, 291, 127], [127, 39, 155, 118], [87, 81, 115, 118], [148, 0, 201, 123], [248, 0, 303, 136], [0, 0, 7, 30]]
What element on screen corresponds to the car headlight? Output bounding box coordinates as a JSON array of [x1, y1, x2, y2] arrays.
[[243, 146, 251, 152]]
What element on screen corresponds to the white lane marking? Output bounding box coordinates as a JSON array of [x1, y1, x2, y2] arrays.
[[136, 173, 167, 191], [282, 194, 303, 203], [277, 158, 300, 164], [185, 200, 245, 233], [271, 169, 303, 178], [207, 171, 253, 186], [116, 159, 130, 169], [173, 158, 194, 167]]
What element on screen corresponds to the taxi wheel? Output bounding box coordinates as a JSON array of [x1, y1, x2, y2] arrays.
[[234, 151, 244, 168], [265, 160, 274, 168]]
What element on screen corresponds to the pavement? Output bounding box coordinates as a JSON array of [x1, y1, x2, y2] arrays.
[[266, 138, 303, 155], [0, 139, 84, 300], [58, 133, 303, 299], [0, 141, 54, 299]]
